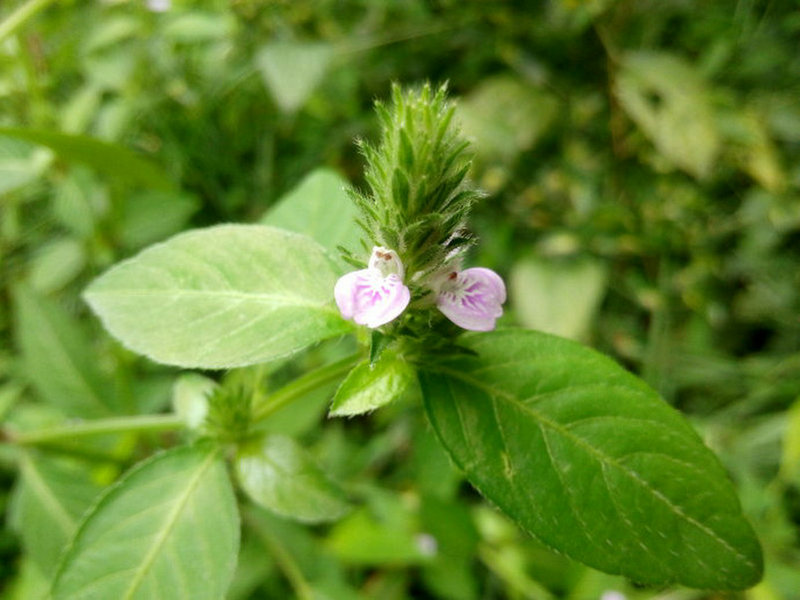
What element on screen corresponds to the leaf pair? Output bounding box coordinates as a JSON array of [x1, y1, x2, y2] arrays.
[[84, 219, 763, 590]]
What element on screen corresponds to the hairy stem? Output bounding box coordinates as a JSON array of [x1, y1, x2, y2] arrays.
[[5, 414, 185, 446]]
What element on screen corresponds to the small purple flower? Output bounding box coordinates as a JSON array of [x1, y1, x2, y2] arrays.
[[334, 247, 411, 328], [435, 267, 506, 331]]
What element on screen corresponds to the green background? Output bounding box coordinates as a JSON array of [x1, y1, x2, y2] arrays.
[[1, 1, 798, 598]]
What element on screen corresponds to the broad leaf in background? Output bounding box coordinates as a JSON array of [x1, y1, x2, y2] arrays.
[[28, 237, 86, 294], [420, 330, 763, 590], [509, 256, 607, 341], [330, 350, 415, 417], [84, 225, 353, 369], [14, 285, 119, 418], [326, 488, 431, 567], [245, 507, 363, 598], [117, 190, 200, 249], [236, 434, 351, 523], [615, 52, 720, 180], [255, 42, 334, 114], [261, 168, 360, 259], [0, 127, 173, 191], [52, 444, 239, 600], [0, 135, 51, 195], [457, 75, 558, 162], [9, 453, 103, 578]]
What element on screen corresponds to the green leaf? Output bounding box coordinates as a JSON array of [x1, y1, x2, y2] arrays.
[[326, 489, 431, 567], [261, 168, 360, 258], [615, 52, 720, 180], [330, 350, 415, 417], [509, 256, 607, 341], [457, 75, 559, 162], [255, 42, 334, 114], [235, 433, 351, 523], [28, 237, 86, 293], [0, 127, 173, 191], [171, 373, 216, 430], [0, 134, 51, 194], [14, 285, 118, 418], [52, 444, 239, 600], [117, 190, 200, 250], [420, 330, 763, 590], [84, 224, 353, 369], [9, 454, 103, 578]]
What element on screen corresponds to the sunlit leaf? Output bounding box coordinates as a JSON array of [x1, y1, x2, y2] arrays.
[[52, 444, 239, 600], [84, 225, 353, 369]]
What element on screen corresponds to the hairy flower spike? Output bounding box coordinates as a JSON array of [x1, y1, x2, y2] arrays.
[[435, 267, 506, 331], [335, 247, 410, 329], [352, 83, 482, 281]]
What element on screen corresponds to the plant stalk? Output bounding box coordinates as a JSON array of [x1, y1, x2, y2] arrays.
[[251, 353, 360, 422], [5, 414, 185, 446]]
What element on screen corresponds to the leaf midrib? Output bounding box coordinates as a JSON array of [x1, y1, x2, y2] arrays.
[[32, 302, 110, 416], [432, 365, 755, 569], [22, 456, 75, 538], [86, 288, 332, 309], [121, 449, 218, 600]]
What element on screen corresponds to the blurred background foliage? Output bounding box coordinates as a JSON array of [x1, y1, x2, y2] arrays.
[[1, 0, 799, 598]]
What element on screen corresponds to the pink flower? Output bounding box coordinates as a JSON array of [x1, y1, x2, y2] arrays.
[[435, 267, 506, 331], [334, 247, 411, 328]]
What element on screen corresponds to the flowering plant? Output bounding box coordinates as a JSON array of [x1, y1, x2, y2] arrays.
[[8, 85, 761, 598]]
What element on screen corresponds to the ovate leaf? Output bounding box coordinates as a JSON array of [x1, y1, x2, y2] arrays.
[[0, 127, 173, 191], [14, 285, 118, 418], [0, 134, 51, 194], [457, 75, 558, 162], [330, 350, 415, 417], [236, 434, 351, 523], [84, 225, 353, 369], [261, 168, 360, 257], [615, 52, 719, 180], [9, 454, 103, 577], [509, 256, 607, 341], [420, 330, 763, 590], [255, 42, 334, 114], [52, 444, 239, 600]]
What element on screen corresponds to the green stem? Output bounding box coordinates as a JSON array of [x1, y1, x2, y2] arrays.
[[6, 414, 185, 446], [0, 0, 56, 44], [252, 353, 360, 422]]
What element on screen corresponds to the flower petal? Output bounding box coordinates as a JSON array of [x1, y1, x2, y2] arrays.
[[334, 269, 410, 328], [437, 267, 506, 331]]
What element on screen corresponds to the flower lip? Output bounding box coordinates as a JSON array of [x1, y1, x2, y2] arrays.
[[435, 267, 506, 331], [334, 247, 410, 329]]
